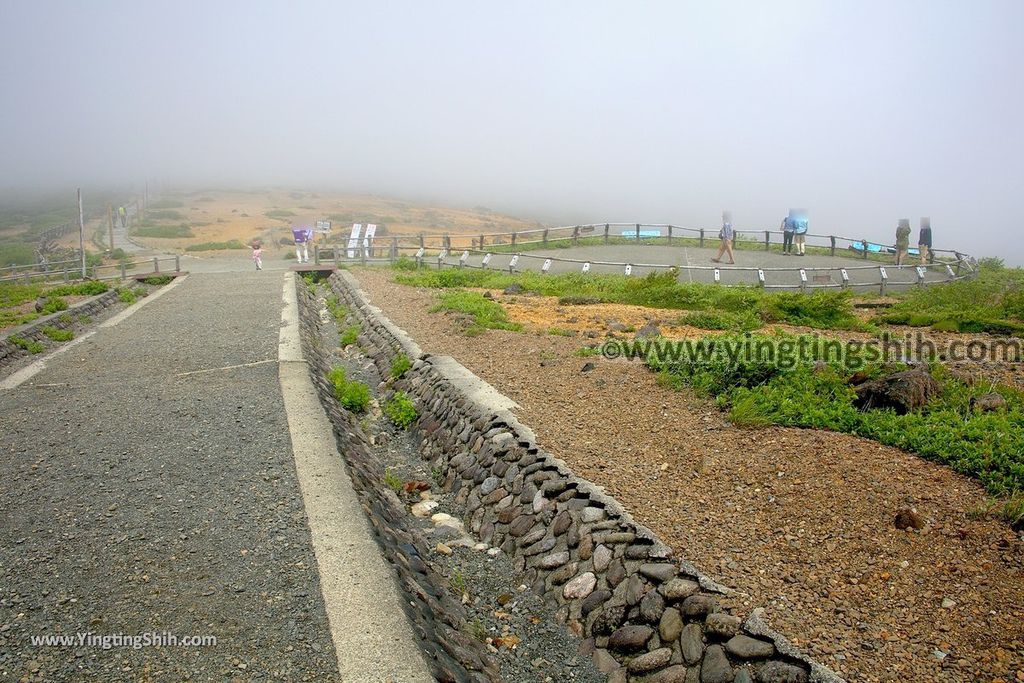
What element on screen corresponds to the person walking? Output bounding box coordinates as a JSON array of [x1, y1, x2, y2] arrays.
[[918, 218, 933, 265], [895, 219, 911, 267], [711, 211, 735, 264], [118, 206, 127, 228], [292, 227, 311, 263]]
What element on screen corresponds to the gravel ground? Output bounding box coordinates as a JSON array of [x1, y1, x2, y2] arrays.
[[0, 272, 340, 682], [352, 266, 1024, 683], [316, 287, 604, 683]]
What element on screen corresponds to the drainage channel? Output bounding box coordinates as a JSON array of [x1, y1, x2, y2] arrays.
[[304, 278, 605, 683]]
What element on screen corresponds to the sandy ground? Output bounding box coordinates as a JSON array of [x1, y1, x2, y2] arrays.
[[352, 266, 1024, 683]]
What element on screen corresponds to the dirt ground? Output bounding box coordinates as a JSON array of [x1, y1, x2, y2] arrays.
[[121, 190, 540, 254], [352, 266, 1024, 683]]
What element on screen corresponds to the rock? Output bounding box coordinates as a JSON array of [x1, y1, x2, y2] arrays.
[[725, 635, 774, 659], [435, 543, 452, 555], [646, 665, 688, 683], [941, 597, 957, 609], [853, 369, 940, 414], [552, 510, 573, 535], [581, 506, 605, 523], [607, 558, 626, 587], [591, 603, 627, 635], [628, 647, 673, 673], [705, 613, 741, 639], [607, 625, 653, 653], [538, 550, 569, 568], [681, 594, 718, 618], [700, 645, 733, 683], [608, 322, 630, 332], [659, 607, 683, 642], [508, 514, 536, 537], [640, 563, 678, 583], [636, 323, 661, 339], [755, 661, 807, 683], [593, 648, 620, 673], [581, 589, 612, 615], [624, 574, 647, 605], [894, 508, 924, 530], [480, 476, 501, 495], [550, 562, 579, 585], [734, 669, 753, 683], [680, 623, 705, 665], [971, 392, 1007, 412], [661, 578, 700, 601], [503, 283, 524, 294], [563, 572, 597, 600], [593, 544, 613, 572], [640, 589, 666, 623]]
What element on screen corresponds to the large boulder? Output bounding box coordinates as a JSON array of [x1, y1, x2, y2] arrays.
[[853, 370, 940, 414]]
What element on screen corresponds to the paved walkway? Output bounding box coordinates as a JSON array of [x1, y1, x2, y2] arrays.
[[0, 269, 430, 681]]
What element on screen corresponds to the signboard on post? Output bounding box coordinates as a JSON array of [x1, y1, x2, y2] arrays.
[[347, 224, 363, 258], [315, 219, 332, 235], [363, 224, 377, 258]]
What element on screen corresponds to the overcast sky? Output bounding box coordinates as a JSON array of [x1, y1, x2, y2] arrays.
[[1, 1, 1021, 261]]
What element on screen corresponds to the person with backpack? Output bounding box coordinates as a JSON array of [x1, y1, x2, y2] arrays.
[[895, 219, 911, 266], [918, 218, 933, 265], [781, 215, 795, 255]]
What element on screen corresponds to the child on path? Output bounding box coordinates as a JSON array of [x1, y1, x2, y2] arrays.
[[251, 241, 263, 270]]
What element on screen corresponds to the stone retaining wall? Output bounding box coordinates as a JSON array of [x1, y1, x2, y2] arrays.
[[0, 289, 119, 371], [329, 270, 845, 683], [295, 278, 502, 683]]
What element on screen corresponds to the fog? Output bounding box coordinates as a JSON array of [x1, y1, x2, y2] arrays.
[[2, 1, 1022, 261]]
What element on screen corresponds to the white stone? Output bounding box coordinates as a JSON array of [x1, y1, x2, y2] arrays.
[[411, 500, 439, 517], [563, 572, 597, 600]]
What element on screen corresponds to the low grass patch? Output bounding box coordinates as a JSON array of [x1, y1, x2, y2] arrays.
[[396, 268, 865, 331], [644, 331, 1024, 511], [340, 324, 360, 347], [140, 275, 174, 286], [39, 296, 67, 314], [184, 240, 246, 251], [146, 209, 185, 221], [389, 353, 411, 379], [148, 199, 185, 209], [428, 290, 522, 335], [40, 326, 73, 342], [680, 310, 761, 332], [327, 366, 370, 412], [117, 286, 146, 304], [383, 391, 418, 428], [135, 223, 194, 238], [325, 295, 349, 324], [880, 261, 1024, 335], [8, 335, 44, 353], [266, 209, 296, 220]]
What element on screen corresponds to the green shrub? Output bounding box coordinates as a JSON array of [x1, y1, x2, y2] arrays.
[[266, 209, 296, 220], [383, 391, 418, 428], [41, 326, 73, 342], [148, 199, 185, 209], [547, 327, 574, 337], [8, 335, 44, 353], [383, 468, 404, 493], [428, 291, 522, 335], [118, 287, 145, 304], [393, 256, 418, 271], [47, 281, 109, 297], [327, 366, 370, 412], [325, 295, 349, 323], [389, 353, 412, 379], [340, 324, 360, 347], [40, 296, 68, 314]]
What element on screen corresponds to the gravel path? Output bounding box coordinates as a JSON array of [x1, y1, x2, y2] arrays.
[[352, 266, 1024, 683], [0, 272, 340, 681]]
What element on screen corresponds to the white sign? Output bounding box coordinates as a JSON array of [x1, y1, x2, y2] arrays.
[[482, 253, 492, 267], [347, 223, 363, 258], [624, 264, 633, 276], [541, 258, 552, 273], [363, 224, 377, 257], [581, 262, 591, 273], [713, 268, 720, 283], [509, 254, 520, 269], [315, 219, 332, 234], [799, 269, 807, 282]]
